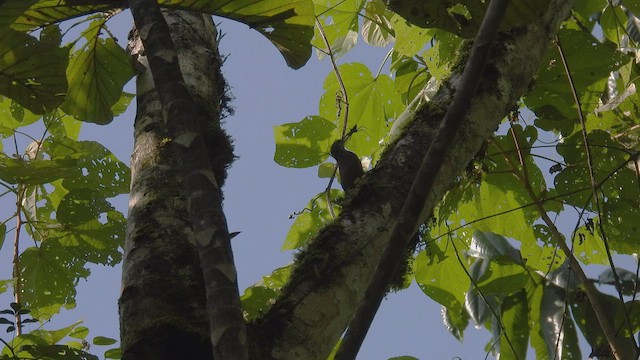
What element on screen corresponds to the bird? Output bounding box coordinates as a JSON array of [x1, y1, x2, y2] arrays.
[[330, 139, 364, 191]]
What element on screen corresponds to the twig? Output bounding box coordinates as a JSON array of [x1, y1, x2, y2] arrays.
[[315, 17, 351, 218]]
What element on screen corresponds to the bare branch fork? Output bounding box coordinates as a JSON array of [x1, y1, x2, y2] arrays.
[[334, 1, 509, 358]]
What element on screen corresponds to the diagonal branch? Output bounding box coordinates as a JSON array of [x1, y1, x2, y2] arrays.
[[249, 1, 576, 359], [126, 1, 247, 358], [334, 1, 509, 358]]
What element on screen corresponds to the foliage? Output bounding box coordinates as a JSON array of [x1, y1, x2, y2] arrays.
[[269, 0, 640, 359], [0, 0, 639, 359]]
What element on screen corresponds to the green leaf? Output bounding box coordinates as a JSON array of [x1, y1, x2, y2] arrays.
[[273, 116, 338, 168], [241, 286, 279, 321], [0, 96, 41, 137], [44, 137, 130, 197], [61, 20, 135, 125], [476, 262, 528, 296], [389, 0, 552, 38], [19, 242, 86, 316], [0, 25, 68, 114], [415, 250, 469, 315], [465, 261, 496, 326], [521, 224, 565, 272], [499, 291, 529, 360], [453, 182, 535, 247], [538, 284, 581, 359], [572, 0, 606, 17], [422, 30, 462, 82], [390, 14, 432, 57], [312, 0, 365, 58], [163, 0, 315, 69], [391, 53, 430, 104], [361, 0, 394, 47], [69, 326, 89, 339], [600, 4, 627, 45], [0, 0, 39, 29], [527, 28, 631, 128], [93, 336, 117, 346], [441, 304, 468, 341], [7, 0, 314, 69], [0, 156, 78, 186], [49, 208, 125, 266], [469, 231, 521, 263], [30, 322, 83, 344], [47, 110, 84, 140], [553, 130, 639, 255], [241, 265, 290, 320], [57, 190, 115, 226], [572, 222, 608, 265], [282, 191, 341, 250], [104, 347, 122, 359], [571, 287, 635, 358], [7, 1, 122, 31], [317, 162, 336, 178], [319, 63, 403, 158], [22, 344, 99, 360]]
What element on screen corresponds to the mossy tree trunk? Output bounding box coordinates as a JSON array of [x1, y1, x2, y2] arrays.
[[119, 11, 232, 360], [119, 1, 575, 359]]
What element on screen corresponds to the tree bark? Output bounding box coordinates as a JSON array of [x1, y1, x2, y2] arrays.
[[119, 11, 233, 360], [248, 0, 575, 359]]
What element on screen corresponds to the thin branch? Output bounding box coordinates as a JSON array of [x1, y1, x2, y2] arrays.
[[315, 17, 350, 137], [12, 194, 23, 336], [334, 1, 509, 358], [315, 17, 352, 218]]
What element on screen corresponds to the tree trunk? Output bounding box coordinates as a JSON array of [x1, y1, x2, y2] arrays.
[[248, 0, 575, 359], [119, 1, 575, 359], [119, 11, 230, 360]]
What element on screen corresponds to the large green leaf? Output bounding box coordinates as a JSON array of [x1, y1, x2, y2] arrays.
[[8, 0, 315, 69], [0, 96, 42, 136], [390, 15, 433, 58], [282, 190, 341, 250], [163, 0, 315, 69], [312, 0, 365, 58], [61, 19, 135, 125], [319, 62, 404, 158], [415, 250, 469, 316], [273, 115, 338, 168], [6, 0, 124, 30], [361, 0, 394, 47], [21, 344, 99, 360], [0, 156, 78, 185], [528, 28, 631, 134], [19, 241, 87, 317], [571, 287, 636, 358], [499, 290, 529, 360], [388, 0, 552, 38], [553, 130, 639, 255], [241, 265, 291, 320], [0, 25, 68, 114], [44, 137, 130, 197]]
